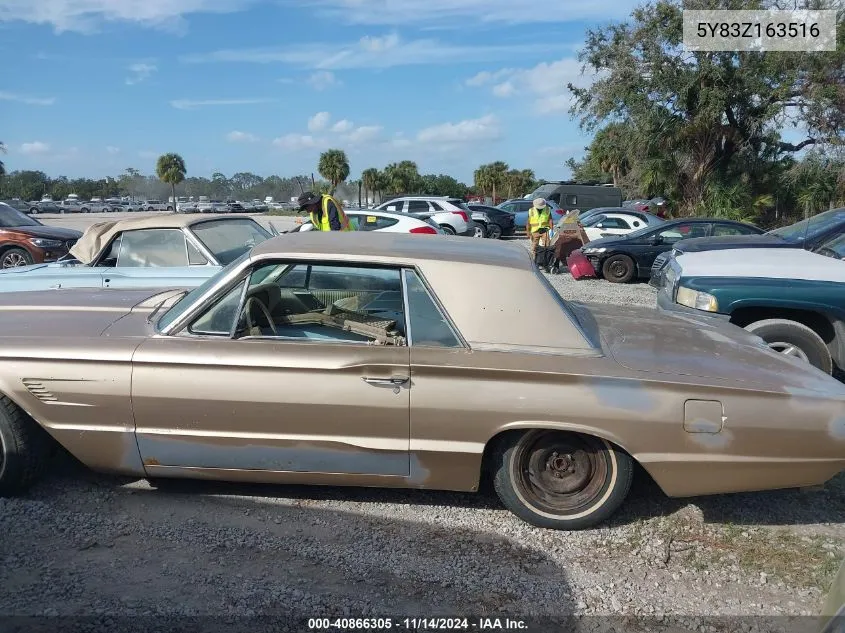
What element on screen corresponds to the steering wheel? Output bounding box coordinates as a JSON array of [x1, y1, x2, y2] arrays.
[[243, 296, 278, 336]]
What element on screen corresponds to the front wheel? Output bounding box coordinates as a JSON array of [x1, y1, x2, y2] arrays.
[[29, 207, 39, 215], [440, 225, 456, 235], [745, 318, 833, 374], [1, 247, 34, 268], [601, 254, 635, 283], [0, 395, 51, 495], [493, 430, 633, 530]]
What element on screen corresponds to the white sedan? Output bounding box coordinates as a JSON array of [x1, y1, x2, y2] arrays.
[[579, 211, 664, 241], [296, 209, 445, 234]]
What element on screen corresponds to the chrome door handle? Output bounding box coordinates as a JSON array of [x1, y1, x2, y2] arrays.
[[362, 376, 409, 387]]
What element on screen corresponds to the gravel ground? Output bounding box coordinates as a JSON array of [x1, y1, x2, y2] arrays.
[[1, 226, 842, 630]]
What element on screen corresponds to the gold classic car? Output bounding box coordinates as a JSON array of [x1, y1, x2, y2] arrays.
[[0, 232, 844, 530]]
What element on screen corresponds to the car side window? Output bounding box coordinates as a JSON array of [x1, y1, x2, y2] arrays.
[[192, 262, 408, 344], [407, 200, 430, 213], [187, 241, 209, 265], [358, 215, 398, 231], [657, 223, 697, 244], [188, 280, 247, 336], [384, 200, 405, 213], [429, 201, 444, 211], [596, 217, 630, 229], [403, 269, 462, 348], [712, 224, 751, 236], [517, 201, 532, 213], [116, 229, 189, 267], [565, 195, 577, 206]]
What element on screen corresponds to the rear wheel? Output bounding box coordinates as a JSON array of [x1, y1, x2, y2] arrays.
[[472, 223, 487, 238], [493, 430, 633, 530], [487, 223, 503, 239], [0, 395, 51, 495], [1, 248, 33, 268], [29, 207, 39, 215], [440, 225, 456, 235], [745, 318, 833, 374], [602, 254, 636, 283]]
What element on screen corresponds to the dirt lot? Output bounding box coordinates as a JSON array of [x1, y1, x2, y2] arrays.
[[1, 213, 842, 629]]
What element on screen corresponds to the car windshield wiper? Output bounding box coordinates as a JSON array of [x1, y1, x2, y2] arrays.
[[146, 290, 188, 325]]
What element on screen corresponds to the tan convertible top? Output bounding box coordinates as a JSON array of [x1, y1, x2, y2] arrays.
[[69, 213, 233, 263]]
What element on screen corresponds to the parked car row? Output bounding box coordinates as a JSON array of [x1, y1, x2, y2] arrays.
[[0, 228, 843, 534], [11, 198, 175, 214], [177, 199, 269, 214], [648, 207, 845, 376]]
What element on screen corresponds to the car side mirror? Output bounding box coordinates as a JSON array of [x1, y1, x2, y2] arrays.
[[649, 235, 663, 245]]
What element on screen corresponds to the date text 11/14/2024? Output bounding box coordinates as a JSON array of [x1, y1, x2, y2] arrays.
[[307, 617, 529, 630]]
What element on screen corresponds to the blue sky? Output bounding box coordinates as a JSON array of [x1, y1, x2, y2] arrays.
[[1, 0, 641, 183]]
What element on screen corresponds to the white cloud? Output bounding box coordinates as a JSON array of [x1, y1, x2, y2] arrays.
[[170, 98, 274, 109], [308, 111, 331, 132], [0, 0, 258, 34], [272, 134, 323, 151], [125, 62, 156, 85], [343, 125, 383, 144], [416, 114, 501, 145], [181, 34, 567, 69], [0, 91, 55, 106], [20, 141, 50, 155], [310, 0, 638, 25], [307, 70, 340, 91], [106, 145, 120, 154], [466, 57, 592, 115], [359, 33, 399, 52], [226, 130, 259, 142], [331, 119, 353, 133]]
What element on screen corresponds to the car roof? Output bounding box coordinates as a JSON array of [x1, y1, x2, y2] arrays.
[[250, 230, 532, 271], [249, 232, 594, 353], [69, 213, 256, 264]]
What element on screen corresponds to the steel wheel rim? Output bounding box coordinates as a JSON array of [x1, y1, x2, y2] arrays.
[[473, 226, 484, 238], [768, 341, 810, 362], [2, 252, 28, 268], [608, 261, 628, 279], [513, 431, 611, 517]]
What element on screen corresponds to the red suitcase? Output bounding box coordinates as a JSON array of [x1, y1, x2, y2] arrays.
[[567, 249, 597, 280]]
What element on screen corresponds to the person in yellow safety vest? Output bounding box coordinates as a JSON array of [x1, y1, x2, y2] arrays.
[[526, 197, 554, 259], [297, 191, 352, 231]]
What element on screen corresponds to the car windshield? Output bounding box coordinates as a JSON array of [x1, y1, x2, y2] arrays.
[[190, 219, 272, 264], [817, 232, 845, 258], [157, 251, 250, 331], [0, 204, 42, 227], [767, 208, 845, 242]]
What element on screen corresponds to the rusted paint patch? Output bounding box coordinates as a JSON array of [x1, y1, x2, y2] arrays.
[[144, 457, 161, 466], [687, 428, 734, 450], [136, 435, 409, 476], [829, 416, 845, 440], [591, 378, 657, 412]]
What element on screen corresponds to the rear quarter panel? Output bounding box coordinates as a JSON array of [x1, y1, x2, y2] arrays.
[[408, 347, 845, 497]]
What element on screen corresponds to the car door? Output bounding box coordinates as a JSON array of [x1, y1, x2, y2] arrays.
[[633, 222, 703, 270], [585, 216, 632, 241], [131, 259, 411, 477]]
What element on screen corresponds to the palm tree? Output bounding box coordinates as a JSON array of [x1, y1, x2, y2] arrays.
[[362, 168, 379, 204], [473, 165, 491, 198], [0, 141, 6, 179], [155, 153, 187, 209], [318, 149, 350, 193]]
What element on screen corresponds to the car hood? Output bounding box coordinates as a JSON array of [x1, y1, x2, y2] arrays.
[[3, 225, 83, 240], [582, 302, 845, 395], [675, 247, 845, 282], [580, 234, 630, 248], [0, 288, 183, 339], [673, 234, 792, 252]]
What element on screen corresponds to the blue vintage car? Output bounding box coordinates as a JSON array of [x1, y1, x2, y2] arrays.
[[0, 214, 273, 292]]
